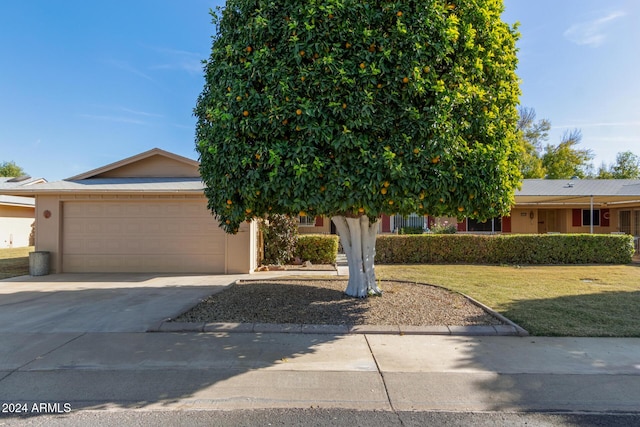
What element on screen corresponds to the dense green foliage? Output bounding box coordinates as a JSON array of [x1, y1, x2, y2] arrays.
[[260, 214, 299, 264], [0, 161, 25, 177], [596, 151, 640, 179], [398, 226, 424, 235], [195, 0, 521, 233], [376, 234, 634, 264], [295, 234, 339, 264]]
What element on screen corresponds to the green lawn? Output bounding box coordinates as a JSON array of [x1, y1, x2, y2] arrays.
[[0, 246, 33, 279], [377, 264, 640, 337]]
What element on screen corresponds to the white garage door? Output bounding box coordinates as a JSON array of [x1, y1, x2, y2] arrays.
[[62, 200, 226, 273]]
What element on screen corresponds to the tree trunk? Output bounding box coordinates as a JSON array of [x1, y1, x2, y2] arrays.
[[331, 215, 382, 298]]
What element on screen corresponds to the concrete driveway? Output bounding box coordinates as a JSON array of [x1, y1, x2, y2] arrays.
[[0, 273, 250, 333]]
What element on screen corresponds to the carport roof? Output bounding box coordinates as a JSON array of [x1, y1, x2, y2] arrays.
[[516, 179, 640, 206]]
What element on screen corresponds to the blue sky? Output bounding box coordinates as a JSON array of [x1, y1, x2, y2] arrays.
[[1, 0, 638, 181]]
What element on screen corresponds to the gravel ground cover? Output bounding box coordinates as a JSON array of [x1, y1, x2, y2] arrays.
[[174, 279, 503, 326]]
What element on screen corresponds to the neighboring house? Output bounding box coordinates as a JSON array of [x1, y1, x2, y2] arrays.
[[298, 179, 640, 246], [5, 149, 258, 274], [0, 176, 47, 248]]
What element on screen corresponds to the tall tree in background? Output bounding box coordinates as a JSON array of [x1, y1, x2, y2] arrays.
[[596, 151, 640, 179], [516, 107, 549, 178], [542, 129, 593, 179], [0, 161, 25, 177], [195, 0, 521, 296]]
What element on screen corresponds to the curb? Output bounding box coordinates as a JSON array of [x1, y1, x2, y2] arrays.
[[148, 322, 525, 336]]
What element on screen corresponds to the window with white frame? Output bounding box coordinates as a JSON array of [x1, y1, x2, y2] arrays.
[[298, 215, 315, 227], [582, 209, 600, 226]]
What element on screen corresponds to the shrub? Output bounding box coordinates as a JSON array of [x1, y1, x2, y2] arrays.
[[376, 234, 634, 265], [398, 226, 424, 235], [260, 214, 299, 265], [296, 234, 339, 264], [429, 223, 457, 234]]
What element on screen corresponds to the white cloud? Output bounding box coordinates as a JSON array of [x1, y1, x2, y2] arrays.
[[555, 120, 640, 129], [564, 11, 626, 47], [102, 59, 155, 82], [78, 114, 148, 125]]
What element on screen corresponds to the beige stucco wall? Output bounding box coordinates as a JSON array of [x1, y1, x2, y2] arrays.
[[95, 156, 200, 178], [0, 205, 34, 248], [508, 208, 538, 234], [34, 194, 256, 274]]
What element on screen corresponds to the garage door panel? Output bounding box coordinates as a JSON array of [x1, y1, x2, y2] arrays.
[[62, 200, 227, 273]]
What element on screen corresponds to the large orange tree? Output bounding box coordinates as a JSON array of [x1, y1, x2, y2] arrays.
[[195, 0, 521, 297]]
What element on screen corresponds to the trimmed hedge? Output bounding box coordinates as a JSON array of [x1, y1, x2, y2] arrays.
[[376, 234, 635, 265], [296, 234, 339, 264]]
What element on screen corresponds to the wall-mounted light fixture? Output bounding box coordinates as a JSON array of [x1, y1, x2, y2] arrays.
[[43, 210, 51, 219], [529, 211, 535, 219]]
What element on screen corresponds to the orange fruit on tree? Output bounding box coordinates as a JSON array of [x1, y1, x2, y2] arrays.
[[246, 46, 252, 53], [380, 188, 387, 195], [300, 76, 305, 82], [342, 103, 347, 109], [345, 42, 352, 49], [396, 11, 403, 17], [458, 207, 464, 212], [226, 199, 233, 205], [383, 181, 390, 188], [296, 109, 302, 115], [402, 77, 409, 83], [358, 207, 365, 213], [243, 110, 249, 117], [236, 96, 242, 101], [388, 200, 394, 205], [359, 62, 366, 69], [413, 148, 420, 154]]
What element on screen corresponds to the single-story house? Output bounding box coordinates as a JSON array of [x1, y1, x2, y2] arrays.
[[298, 179, 640, 246], [0, 176, 46, 248], [5, 149, 258, 274]]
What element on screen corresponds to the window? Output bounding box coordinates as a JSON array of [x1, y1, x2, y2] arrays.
[[467, 217, 502, 232], [298, 215, 315, 227], [582, 209, 600, 227]]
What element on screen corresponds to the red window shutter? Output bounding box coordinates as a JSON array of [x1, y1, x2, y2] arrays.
[[381, 214, 391, 233], [601, 209, 610, 227], [314, 216, 323, 227], [502, 216, 512, 233], [457, 219, 467, 232], [572, 209, 582, 227]]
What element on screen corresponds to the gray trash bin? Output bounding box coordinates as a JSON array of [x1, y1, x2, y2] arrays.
[[29, 251, 50, 276]]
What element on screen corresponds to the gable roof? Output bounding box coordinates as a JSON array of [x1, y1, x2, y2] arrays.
[[516, 179, 640, 206], [2, 149, 205, 196], [67, 148, 200, 180]]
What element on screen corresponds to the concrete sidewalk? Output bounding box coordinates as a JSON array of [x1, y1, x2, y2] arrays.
[[1, 332, 639, 413]]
